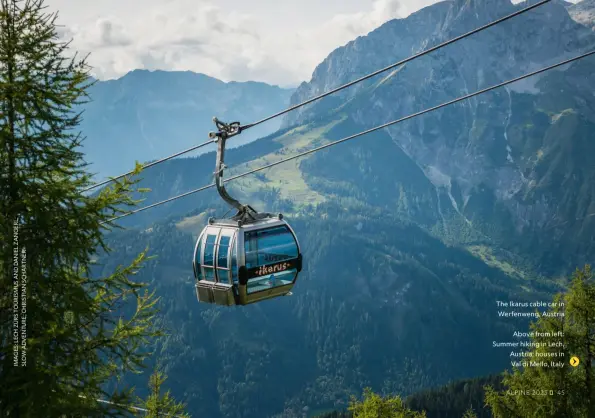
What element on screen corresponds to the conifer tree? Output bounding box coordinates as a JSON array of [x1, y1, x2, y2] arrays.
[[348, 388, 426, 418], [485, 265, 595, 418], [461, 408, 477, 418], [0, 0, 180, 416], [137, 367, 190, 418], [564, 265, 595, 416]]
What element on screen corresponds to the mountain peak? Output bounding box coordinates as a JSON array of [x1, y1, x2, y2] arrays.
[[121, 68, 220, 82], [443, 0, 515, 28], [450, 0, 512, 13], [442, 0, 579, 32]]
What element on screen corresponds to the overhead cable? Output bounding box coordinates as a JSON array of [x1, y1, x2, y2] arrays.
[[82, 139, 215, 193], [102, 49, 595, 224], [85, 0, 550, 192]]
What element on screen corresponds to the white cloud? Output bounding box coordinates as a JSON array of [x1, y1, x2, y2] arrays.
[[54, 0, 575, 85], [49, 0, 586, 86], [51, 0, 441, 86]]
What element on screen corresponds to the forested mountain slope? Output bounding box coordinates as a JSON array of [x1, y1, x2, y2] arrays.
[[98, 205, 555, 418]]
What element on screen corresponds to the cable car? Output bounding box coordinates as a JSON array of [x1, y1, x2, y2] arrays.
[[192, 118, 303, 306]]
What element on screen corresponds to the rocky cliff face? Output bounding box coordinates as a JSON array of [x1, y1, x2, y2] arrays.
[[569, 0, 595, 29], [281, 0, 595, 274], [283, 0, 593, 126]]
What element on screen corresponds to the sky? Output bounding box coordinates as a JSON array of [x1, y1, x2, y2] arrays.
[[48, 0, 576, 87], [49, 0, 443, 87]]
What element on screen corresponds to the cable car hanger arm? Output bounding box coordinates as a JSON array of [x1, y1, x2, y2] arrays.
[[209, 117, 244, 212], [208, 117, 278, 225]]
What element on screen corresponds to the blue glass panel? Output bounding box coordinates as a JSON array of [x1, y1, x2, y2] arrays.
[[247, 268, 296, 294], [217, 268, 229, 284], [244, 226, 298, 269], [204, 234, 217, 266], [244, 236, 258, 270], [217, 236, 230, 268], [204, 267, 215, 282], [193, 236, 203, 280]]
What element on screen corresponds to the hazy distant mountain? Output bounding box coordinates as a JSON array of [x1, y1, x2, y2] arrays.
[[80, 70, 294, 181]]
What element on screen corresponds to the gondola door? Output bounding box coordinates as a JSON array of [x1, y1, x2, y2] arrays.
[[197, 226, 237, 306], [214, 228, 235, 285]]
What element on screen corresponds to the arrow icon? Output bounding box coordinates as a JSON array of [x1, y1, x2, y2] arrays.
[[570, 356, 580, 367]]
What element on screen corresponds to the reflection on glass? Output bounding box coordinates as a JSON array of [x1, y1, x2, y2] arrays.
[[231, 235, 238, 284], [204, 267, 215, 282], [218, 235, 230, 268], [246, 269, 296, 294], [217, 268, 229, 284], [194, 235, 203, 280], [204, 234, 216, 267], [244, 226, 298, 269]]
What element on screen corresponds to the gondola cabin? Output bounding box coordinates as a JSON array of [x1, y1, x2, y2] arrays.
[[193, 117, 304, 306], [193, 215, 302, 306]]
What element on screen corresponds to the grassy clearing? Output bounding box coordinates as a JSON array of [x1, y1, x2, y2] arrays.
[[466, 245, 527, 280], [227, 119, 347, 206], [550, 108, 575, 124]]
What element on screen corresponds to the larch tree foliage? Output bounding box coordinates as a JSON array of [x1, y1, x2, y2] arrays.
[[137, 367, 190, 418], [348, 388, 426, 418], [0, 0, 183, 416], [461, 408, 477, 418], [485, 265, 595, 418]]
